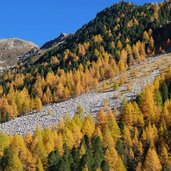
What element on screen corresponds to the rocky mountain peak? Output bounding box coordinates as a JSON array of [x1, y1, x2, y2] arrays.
[[40, 33, 69, 50]]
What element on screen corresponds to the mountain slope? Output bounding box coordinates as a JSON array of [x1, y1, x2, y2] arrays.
[[33, 1, 171, 66], [0, 1, 171, 171], [0, 38, 38, 69], [1, 52, 171, 135], [21, 33, 69, 65], [0, 1, 170, 122]]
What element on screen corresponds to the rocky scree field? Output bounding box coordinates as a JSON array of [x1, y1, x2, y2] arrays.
[[0, 53, 171, 135]]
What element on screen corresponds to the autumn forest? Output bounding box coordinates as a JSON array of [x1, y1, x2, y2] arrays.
[[0, 1, 171, 171]]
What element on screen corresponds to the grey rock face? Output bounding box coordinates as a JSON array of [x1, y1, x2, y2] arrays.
[[0, 38, 38, 69]]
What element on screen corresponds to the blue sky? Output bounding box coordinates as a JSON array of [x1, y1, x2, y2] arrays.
[[0, 0, 163, 45]]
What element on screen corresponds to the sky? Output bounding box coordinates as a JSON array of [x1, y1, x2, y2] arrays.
[[0, 0, 163, 46]]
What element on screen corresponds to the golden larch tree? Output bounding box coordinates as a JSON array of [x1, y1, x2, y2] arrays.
[[144, 147, 162, 171]]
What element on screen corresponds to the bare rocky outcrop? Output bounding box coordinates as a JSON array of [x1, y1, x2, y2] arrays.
[[0, 38, 38, 69]]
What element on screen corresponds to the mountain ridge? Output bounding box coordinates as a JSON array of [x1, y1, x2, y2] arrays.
[[0, 33, 69, 69], [21, 32, 69, 64], [41, 33, 68, 50]]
